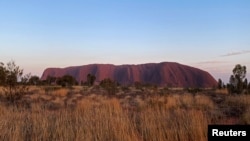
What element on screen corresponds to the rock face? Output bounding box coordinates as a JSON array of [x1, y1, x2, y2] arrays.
[[41, 62, 217, 87]]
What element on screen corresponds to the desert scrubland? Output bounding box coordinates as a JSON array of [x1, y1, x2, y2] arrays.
[[0, 86, 250, 141]]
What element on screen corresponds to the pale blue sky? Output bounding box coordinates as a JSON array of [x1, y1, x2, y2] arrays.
[[0, 0, 250, 82]]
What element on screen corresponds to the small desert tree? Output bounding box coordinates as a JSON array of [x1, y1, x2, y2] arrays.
[[57, 74, 77, 87], [217, 78, 223, 89], [228, 64, 247, 94], [46, 75, 57, 85], [0, 62, 6, 85], [100, 78, 118, 95], [1, 61, 29, 103], [248, 82, 250, 94], [243, 79, 248, 89], [28, 75, 41, 85], [87, 73, 96, 86]]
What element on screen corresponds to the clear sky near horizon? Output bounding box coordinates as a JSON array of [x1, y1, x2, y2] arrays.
[[0, 0, 250, 83]]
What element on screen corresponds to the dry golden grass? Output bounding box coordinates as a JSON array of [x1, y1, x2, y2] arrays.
[[0, 97, 209, 141], [242, 107, 250, 124], [51, 88, 69, 97], [0, 86, 250, 141], [0, 86, 4, 92], [220, 94, 250, 123], [215, 89, 228, 94]]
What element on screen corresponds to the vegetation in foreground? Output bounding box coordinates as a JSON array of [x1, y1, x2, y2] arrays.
[[0, 86, 250, 141]]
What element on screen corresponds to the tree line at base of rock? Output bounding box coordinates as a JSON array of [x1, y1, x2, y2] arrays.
[[1, 61, 250, 104]]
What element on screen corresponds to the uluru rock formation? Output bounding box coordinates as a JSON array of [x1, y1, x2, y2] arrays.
[[41, 62, 217, 88]]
